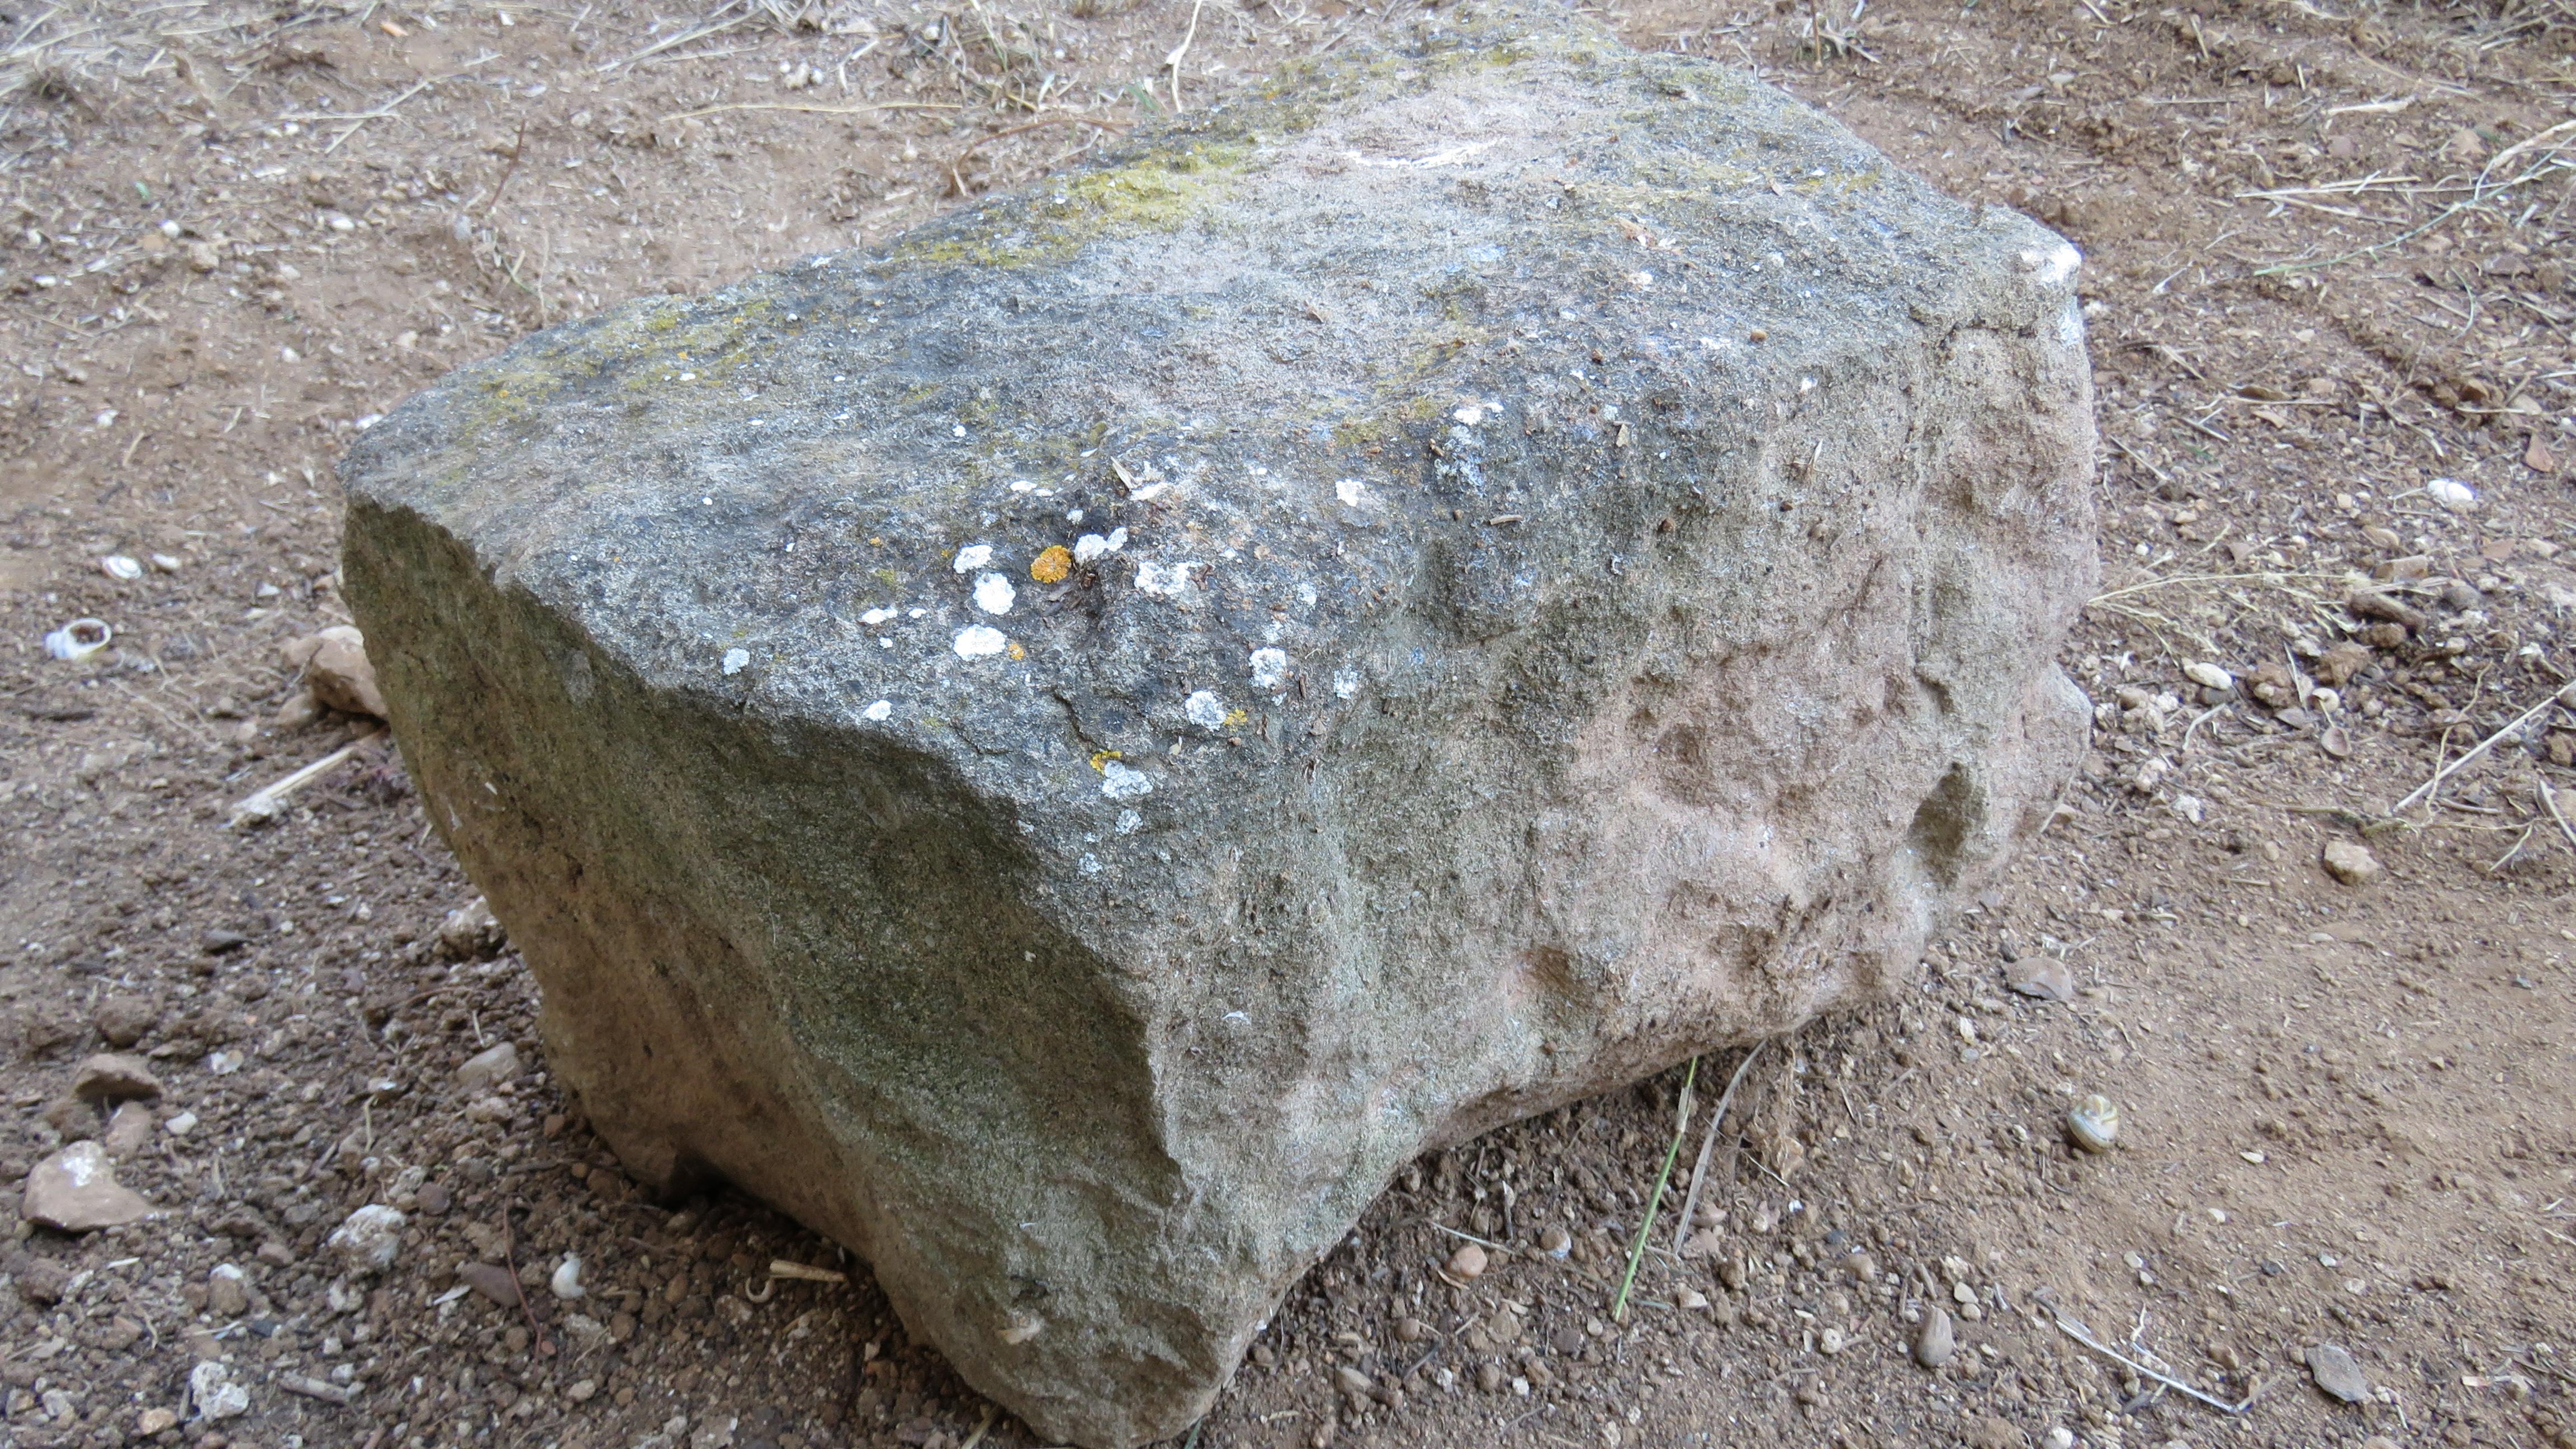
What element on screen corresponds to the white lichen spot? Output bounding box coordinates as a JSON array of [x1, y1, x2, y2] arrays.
[[1073, 528, 1129, 563], [1101, 761, 1154, 800], [1079, 853, 1102, 875], [973, 572, 1016, 615], [1115, 809, 1142, 835], [953, 626, 1007, 659], [1333, 666, 1361, 700], [953, 543, 994, 574], [721, 647, 751, 675], [1135, 560, 1192, 598], [1249, 647, 1290, 690], [1185, 690, 1227, 730], [863, 699, 893, 722], [860, 607, 897, 626], [1334, 479, 1371, 508], [1453, 405, 1485, 426]]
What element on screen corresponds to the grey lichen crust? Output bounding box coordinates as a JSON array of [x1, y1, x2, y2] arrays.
[[340, 6, 2096, 1444]]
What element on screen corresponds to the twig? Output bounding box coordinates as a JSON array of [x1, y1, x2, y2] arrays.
[[477, 120, 528, 220], [1612, 1055, 1697, 1323], [2487, 822, 2540, 874], [225, 727, 382, 828], [501, 1203, 554, 1357], [1163, 0, 1206, 112], [2389, 685, 2574, 816], [960, 1405, 998, 1449], [2540, 780, 2576, 861], [1426, 1221, 1512, 1254], [1670, 1042, 1766, 1254], [2256, 152, 2574, 277], [948, 113, 1127, 195], [2086, 569, 2343, 607], [598, 1, 754, 71], [2044, 1305, 2262, 1414], [656, 98, 963, 123]]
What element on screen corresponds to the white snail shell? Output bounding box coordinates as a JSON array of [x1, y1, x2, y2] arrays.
[[2067, 1094, 2121, 1154]]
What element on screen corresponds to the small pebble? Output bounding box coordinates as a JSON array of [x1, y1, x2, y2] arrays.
[[72, 1053, 163, 1103], [207, 1265, 250, 1317], [1393, 1316, 1429, 1342], [1445, 1243, 1488, 1280], [2306, 1342, 2371, 1403], [1912, 1305, 1956, 1368], [326, 1205, 408, 1275], [2321, 840, 2381, 886], [93, 995, 159, 1048], [1333, 1365, 1373, 1398], [456, 1040, 521, 1093], [1538, 1226, 1571, 1258], [2006, 958, 2076, 1002]]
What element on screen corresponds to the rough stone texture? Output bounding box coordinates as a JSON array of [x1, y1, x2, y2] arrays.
[[340, 7, 2094, 1443], [22, 1142, 153, 1232], [72, 1052, 163, 1102]]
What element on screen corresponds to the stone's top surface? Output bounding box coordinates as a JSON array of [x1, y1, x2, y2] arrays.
[[343, 3, 2079, 871]]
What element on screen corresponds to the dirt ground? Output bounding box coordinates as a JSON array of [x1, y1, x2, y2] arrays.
[[1, 0, 2573, 1446]]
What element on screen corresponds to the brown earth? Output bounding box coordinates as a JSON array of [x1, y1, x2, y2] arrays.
[[0, 1, 2572, 1448]]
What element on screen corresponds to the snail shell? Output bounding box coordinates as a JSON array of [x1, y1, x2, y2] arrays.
[[2067, 1094, 2121, 1153]]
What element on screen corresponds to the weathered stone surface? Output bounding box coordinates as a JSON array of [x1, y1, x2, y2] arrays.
[[341, 7, 2094, 1444], [23, 1142, 153, 1232]]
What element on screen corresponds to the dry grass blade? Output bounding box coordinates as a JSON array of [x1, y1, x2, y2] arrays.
[[2389, 684, 2576, 816], [599, 0, 757, 72], [947, 112, 1127, 195], [1611, 1055, 1696, 1324], [2083, 568, 2347, 657], [1669, 1042, 1765, 1255], [658, 98, 962, 124], [2537, 779, 2576, 861], [0, 0, 270, 110], [2042, 1302, 2264, 1415]]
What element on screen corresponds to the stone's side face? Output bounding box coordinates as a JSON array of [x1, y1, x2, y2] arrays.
[[340, 8, 2095, 1444]]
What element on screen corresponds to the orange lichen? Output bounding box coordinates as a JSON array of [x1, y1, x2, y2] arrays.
[[1031, 545, 1074, 584]]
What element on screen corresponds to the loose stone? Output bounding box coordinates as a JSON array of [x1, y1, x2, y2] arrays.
[[2307, 1343, 2370, 1404], [2321, 840, 2381, 886], [21, 1141, 151, 1231]]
